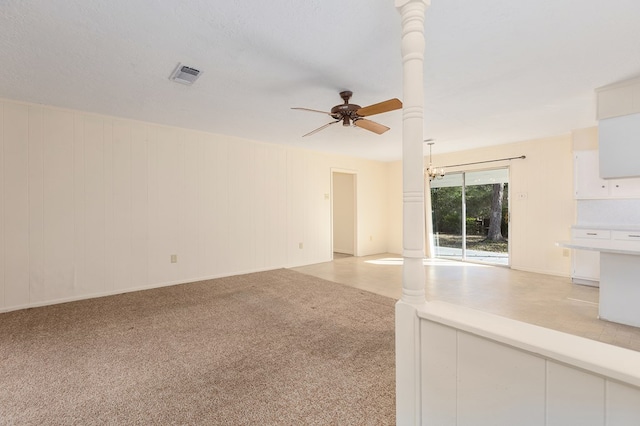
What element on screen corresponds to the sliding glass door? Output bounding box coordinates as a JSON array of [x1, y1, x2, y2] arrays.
[[430, 168, 509, 265], [430, 173, 464, 260]]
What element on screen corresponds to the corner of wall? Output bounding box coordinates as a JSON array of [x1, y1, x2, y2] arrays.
[[572, 126, 598, 151]]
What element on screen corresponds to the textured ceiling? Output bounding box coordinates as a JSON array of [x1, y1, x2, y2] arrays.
[[1, 0, 640, 161]]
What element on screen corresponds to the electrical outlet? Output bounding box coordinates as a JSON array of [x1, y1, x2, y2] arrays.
[[562, 249, 570, 257], [370, 235, 373, 241], [299, 242, 303, 249], [171, 254, 178, 263]]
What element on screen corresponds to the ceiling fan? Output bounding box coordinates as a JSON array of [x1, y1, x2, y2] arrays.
[[292, 91, 402, 137]]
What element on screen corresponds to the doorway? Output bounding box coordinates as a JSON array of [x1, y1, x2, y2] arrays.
[[430, 168, 509, 266], [332, 171, 356, 258]]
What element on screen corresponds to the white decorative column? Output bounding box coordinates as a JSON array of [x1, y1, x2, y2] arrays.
[[397, 0, 429, 305], [395, 0, 430, 424]]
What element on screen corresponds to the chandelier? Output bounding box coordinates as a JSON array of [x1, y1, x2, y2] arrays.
[[424, 140, 445, 181]]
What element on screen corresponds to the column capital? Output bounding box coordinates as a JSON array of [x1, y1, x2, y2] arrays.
[[395, 0, 430, 9]]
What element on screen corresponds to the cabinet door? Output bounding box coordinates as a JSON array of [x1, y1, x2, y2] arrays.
[[572, 249, 600, 285], [599, 113, 640, 179], [609, 177, 640, 198], [574, 151, 609, 199]]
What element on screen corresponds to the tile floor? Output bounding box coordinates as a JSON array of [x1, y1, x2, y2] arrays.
[[291, 253, 640, 352]]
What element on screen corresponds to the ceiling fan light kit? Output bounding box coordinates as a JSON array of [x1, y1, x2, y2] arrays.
[[292, 90, 402, 137]]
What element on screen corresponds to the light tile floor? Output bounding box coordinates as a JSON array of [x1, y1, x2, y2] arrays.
[[291, 253, 640, 352]]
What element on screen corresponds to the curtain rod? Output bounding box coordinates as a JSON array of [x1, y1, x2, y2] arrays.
[[441, 155, 526, 169]]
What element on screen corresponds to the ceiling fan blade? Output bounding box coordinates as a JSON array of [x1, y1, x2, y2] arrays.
[[291, 107, 333, 116], [302, 120, 341, 137], [353, 119, 390, 135], [356, 98, 402, 117]]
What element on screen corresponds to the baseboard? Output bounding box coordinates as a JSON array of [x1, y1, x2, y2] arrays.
[[510, 265, 571, 278], [572, 277, 600, 287], [333, 250, 354, 255]]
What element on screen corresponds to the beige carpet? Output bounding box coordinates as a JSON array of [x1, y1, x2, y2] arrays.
[[0, 269, 395, 425]]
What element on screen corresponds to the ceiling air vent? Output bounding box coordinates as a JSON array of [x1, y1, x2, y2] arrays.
[[169, 63, 202, 85]]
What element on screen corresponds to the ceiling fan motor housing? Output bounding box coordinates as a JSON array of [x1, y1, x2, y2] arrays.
[[331, 91, 361, 126], [331, 105, 362, 126]]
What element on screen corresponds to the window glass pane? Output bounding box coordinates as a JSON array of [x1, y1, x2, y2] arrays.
[[464, 168, 508, 186], [431, 173, 463, 260], [429, 172, 463, 189], [463, 168, 509, 265]]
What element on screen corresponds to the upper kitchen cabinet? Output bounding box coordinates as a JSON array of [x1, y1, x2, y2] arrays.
[[574, 150, 640, 199], [574, 150, 609, 199], [599, 113, 640, 178], [596, 77, 640, 179]]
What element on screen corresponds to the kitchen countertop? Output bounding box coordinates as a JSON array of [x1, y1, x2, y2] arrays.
[[557, 240, 640, 256], [572, 224, 640, 231]]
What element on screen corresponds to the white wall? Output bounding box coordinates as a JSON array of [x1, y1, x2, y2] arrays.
[[0, 99, 390, 312], [387, 161, 403, 256], [388, 134, 575, 276]]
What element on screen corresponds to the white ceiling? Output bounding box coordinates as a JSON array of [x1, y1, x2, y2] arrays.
[[1, 0, 640, 161]]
